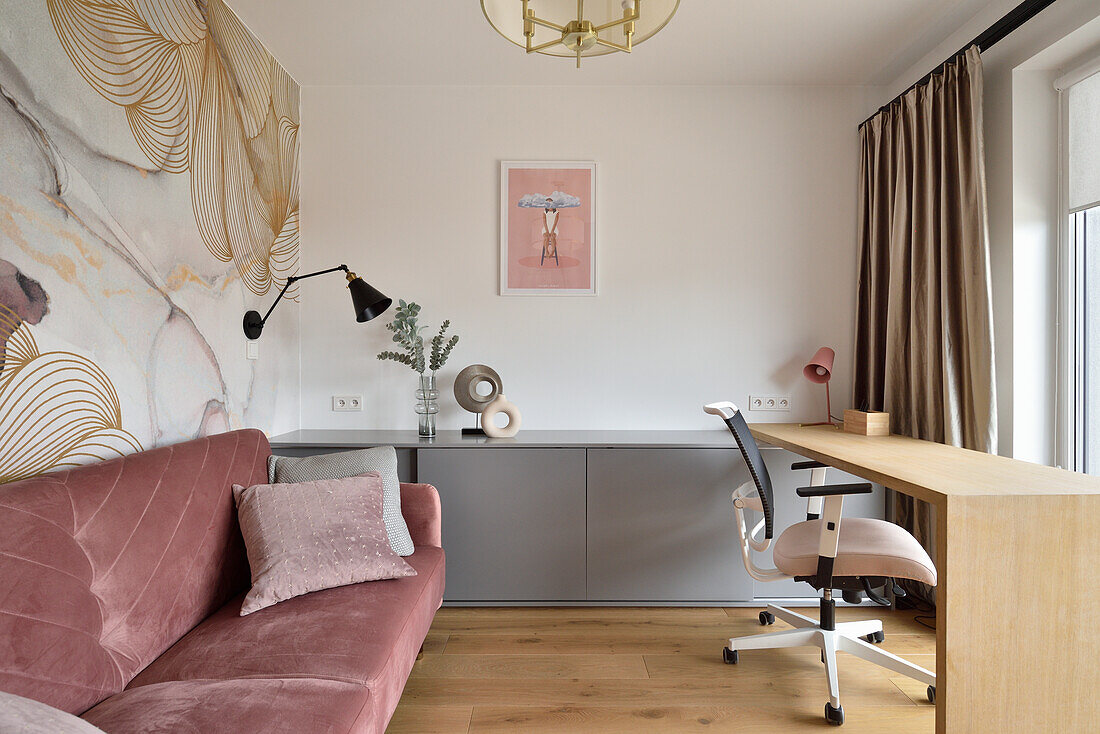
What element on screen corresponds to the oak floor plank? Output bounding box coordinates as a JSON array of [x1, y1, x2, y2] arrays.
[[398, 675, 914, 708], [433, 607, 730, 626], [433, 607, 932, 642], [421, 631, 449, 655], [643, 651, 934, 682], [466, 704, 935, 733], [722, 605, 937, 636], [441, 630, 933, 657], [386, 705, 472, 734], [412, 653, 649, 680], [890, 675, 938, 706], [441, 632, 719, 656]]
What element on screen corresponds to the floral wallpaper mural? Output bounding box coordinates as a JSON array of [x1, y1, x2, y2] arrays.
[[0, 0, 301, 482]]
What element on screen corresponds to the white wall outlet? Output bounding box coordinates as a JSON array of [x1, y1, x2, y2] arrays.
[[332, 395, 363, 412], [245, 341, 258, 360], [749, 395, 791, 412]]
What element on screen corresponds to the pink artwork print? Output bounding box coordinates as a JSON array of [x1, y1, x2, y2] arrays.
[[502, 163, 595, 294]]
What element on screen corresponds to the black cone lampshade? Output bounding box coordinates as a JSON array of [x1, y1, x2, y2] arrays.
[[346, 272, 392, 323], [243, 264, 391, 340]]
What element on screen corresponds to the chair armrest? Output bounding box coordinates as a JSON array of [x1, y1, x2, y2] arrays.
[[791, 460, 828, 471], [400, 483, 442, 547], [796, 482, 873, 497]]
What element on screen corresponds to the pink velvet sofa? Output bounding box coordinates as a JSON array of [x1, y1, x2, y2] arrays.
[[0, 429, 445, 733]]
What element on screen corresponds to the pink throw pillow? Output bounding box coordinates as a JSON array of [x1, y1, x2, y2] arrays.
[[232, 473, 416, 615]]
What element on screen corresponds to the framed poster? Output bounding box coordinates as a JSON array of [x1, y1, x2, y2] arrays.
[[500, 160, 596, 295]]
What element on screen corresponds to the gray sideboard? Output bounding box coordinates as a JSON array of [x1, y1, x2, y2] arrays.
[[269, 430, 884, 605]]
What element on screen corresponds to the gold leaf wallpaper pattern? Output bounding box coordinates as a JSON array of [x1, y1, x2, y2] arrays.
[[0, 0, 300, 483], [47, 0, 301, 298], [0, 304, 142, 483]]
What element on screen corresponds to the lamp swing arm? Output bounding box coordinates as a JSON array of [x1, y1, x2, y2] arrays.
[[256, 265, 350, 328]]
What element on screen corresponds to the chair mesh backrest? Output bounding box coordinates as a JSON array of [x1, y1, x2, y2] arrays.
[[722, 410, 776, 539]]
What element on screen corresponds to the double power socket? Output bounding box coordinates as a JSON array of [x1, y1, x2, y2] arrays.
[[748, 395, 791, 412], [332, 395, 363, 412]]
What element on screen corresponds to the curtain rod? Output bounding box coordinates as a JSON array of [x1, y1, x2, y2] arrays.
[[859, 0, 1059, 128]]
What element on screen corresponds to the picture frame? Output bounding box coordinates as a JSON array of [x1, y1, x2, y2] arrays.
[[500, 160, 597, 296]]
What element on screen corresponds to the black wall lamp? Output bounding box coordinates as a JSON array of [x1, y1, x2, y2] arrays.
[[243, 264, 391, 340]]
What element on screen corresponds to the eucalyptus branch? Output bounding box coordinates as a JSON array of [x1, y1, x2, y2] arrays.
[[429, 320, 460, 372], [377, 301, 458, 375]]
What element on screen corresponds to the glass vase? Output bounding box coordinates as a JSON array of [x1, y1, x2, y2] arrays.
[[415, 373, 439, 437]]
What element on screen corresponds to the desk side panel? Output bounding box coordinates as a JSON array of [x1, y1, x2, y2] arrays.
[[940, 494, 1100, 733]]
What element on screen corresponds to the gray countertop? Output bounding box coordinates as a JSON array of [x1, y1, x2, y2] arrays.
[[267, 429, 744, 450]]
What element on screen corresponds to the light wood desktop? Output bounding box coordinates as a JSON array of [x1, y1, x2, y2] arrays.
[[750, 423, 1100, 733]]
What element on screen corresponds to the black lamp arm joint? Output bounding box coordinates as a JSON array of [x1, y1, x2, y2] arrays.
[[258, 265, 351, 326]]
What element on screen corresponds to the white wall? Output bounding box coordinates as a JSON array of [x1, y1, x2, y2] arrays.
[[1010, 69, 1061, 465], [299, 85, 867, 431], [878, 0, 1100, 462]]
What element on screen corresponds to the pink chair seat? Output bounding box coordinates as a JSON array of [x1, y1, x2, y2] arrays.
[[773, 518, 937, 586]]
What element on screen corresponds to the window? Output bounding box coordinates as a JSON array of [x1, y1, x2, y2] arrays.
[[1064, 67, 1100, 475], [1071, 206, 1100, 474]]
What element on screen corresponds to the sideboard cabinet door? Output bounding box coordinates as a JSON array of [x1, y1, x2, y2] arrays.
[[586, 448, 754, 602], [417, 448, 587, 602]]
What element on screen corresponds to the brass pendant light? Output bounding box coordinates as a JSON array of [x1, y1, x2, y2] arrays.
[[481, 0, 679, 68]]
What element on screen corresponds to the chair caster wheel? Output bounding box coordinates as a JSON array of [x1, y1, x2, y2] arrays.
[[863, 630, 885, 644], [927, 685, 936, 704], [759, 611, 775, 626], [824, 703, 844, 725], [722, 647, 738, 665]]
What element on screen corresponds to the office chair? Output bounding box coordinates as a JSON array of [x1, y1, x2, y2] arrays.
[[704, 401, 936, 726]]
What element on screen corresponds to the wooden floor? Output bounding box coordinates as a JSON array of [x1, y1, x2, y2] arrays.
[[389, 606, 936, 733]]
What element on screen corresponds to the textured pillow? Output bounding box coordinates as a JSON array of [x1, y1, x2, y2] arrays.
[[269, 447, 414, 556], [232, 474, 416, 615], [0, 691, 106, 733]]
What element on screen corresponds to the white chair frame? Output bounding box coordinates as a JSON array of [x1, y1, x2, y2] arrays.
[[708, 401, 935, 720]]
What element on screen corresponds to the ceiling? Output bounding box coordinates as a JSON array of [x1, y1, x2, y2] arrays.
[[227, 0, 998, 87]]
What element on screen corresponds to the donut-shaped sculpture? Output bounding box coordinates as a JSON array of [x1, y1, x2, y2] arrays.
[[481, 394, 521, 438], [454, 364, 503, 414]]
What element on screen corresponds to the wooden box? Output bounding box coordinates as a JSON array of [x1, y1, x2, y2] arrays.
[[843, 410, 890, 436]]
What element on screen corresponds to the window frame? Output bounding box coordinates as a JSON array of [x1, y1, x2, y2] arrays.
[[1056, 60, 1100, 473]]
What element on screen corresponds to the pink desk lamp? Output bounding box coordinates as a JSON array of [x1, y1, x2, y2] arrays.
[[802, 347, 838, 428]]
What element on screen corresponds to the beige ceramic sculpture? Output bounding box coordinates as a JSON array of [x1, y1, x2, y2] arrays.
[[481, 394, 522, 438]]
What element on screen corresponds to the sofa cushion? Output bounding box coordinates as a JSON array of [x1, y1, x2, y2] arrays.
[[80, 678, 373, 734], [233, 474, 416, 615], [269, 448, 414, 556], [129, 546, 444, 728], [0, 430, 268, 714]]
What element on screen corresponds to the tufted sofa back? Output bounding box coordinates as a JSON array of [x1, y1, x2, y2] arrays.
[[0, 429, 269, 713]]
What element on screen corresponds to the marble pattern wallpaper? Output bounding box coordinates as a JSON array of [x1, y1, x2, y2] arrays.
[[0, 0, 300, 482]]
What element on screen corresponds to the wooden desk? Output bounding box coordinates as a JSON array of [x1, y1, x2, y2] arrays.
[[750, 423, 1100, 734]]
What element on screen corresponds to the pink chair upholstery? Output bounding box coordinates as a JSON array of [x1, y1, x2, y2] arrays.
[[772, 517, 937, 586]]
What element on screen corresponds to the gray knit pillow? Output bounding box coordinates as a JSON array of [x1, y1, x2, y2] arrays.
[[268, 447, 414, 556]]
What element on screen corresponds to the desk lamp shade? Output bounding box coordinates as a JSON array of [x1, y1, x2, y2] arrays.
[[347, 273, 391, 323], [803, 347, 835, 384], [803, 347, 837, 426]]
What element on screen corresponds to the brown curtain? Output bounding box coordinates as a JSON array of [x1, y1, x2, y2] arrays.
[[853, 46, 997, 605]]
